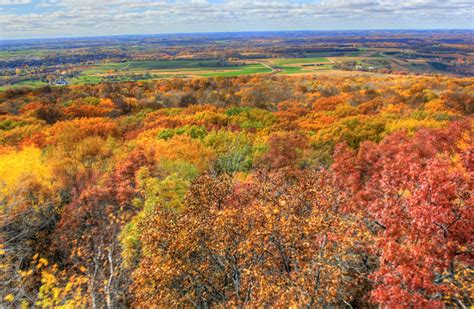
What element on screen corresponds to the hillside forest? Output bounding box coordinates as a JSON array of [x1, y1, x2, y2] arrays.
[[0, 75, 472, 307]]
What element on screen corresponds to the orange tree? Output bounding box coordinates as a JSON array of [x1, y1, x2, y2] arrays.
[[133, 169, 373, 307]]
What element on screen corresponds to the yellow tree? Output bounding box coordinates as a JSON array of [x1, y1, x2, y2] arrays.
[[0, 147, 58, 306]]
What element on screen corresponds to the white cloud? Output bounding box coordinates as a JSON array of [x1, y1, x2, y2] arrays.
[[0, 0, 472, 39], [0, 0, 31, 4]]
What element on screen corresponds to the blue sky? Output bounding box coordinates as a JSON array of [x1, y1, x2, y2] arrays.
[[0, 0, 472, 39]]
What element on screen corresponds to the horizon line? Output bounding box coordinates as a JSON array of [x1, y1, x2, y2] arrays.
[[1, 28, 473, 43]]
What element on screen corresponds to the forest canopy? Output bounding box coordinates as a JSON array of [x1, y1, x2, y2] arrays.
[[0, 74, 472, 307]]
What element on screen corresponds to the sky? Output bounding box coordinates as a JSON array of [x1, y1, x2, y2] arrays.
[[0, 0, 473, 40]]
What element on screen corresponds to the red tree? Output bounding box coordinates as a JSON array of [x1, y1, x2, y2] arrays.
[[333, 122, 473, 308]]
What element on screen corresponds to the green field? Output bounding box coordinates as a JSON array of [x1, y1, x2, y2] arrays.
[[0, 49, 49, 60], [81, 60, 272, 78], [262, 57, 333, 74], [0, 80, 48, 91], [69, 75, 104, 84], [95, 60, 238, 72], [278, 64, 334, 74], [200, 64, 272, 77], [278, 66, 303, 74]]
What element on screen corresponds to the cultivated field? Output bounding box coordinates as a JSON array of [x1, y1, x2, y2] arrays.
[[2, 36, 472, 91]]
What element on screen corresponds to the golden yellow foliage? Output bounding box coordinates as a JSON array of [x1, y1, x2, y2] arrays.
[[0, 147, 52, 206]]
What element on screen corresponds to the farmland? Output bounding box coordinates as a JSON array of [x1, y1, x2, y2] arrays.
[[0, 30, 473, 90], [0, 53, 406, 90], [80, 60, 272, 78], [66, 51, 432, 83]]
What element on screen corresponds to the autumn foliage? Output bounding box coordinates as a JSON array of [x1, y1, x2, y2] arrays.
[[0, 75, 472, 307]]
